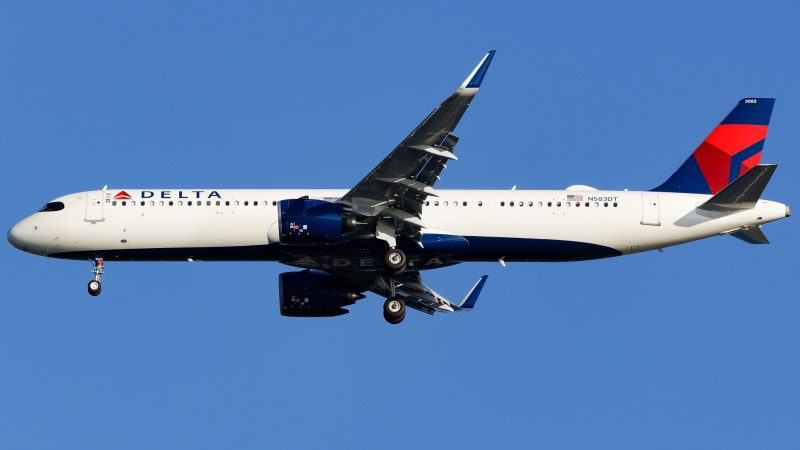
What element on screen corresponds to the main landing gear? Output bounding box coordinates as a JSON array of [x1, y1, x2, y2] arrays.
[[384, 297, 406, 325], [384, 248, 406, 275], [88, 256, 104, 296], [382, 248, 407, 324]]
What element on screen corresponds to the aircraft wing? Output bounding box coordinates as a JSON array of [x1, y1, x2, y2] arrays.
[[328, 270, 488, 315], [339, 51, 496, 242]]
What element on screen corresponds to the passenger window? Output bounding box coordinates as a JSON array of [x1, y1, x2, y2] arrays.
[[500, 201, 505, 207], [150, 201, 155, 206], [254, 201, 258, 206], [557, 202, 561, 207], [234, 201, 239, 206], [547, 202, 552, 207], [509, 201, 514, 207], [604, 202, 608, 207], [140, 201, 145, 206], [217, 201, 221, 206], [169, 201, 174, 206], [244, 201, 249, 206], [585, 202, 589, 207], [443, 201, 449, 206], [188, 201, 193, 206], [594, 202, 599, 207], [453, 201, 457, 207], [112, 201, 117, 206], [566, 202, 570, 207], [226, 201, 230, 206], [575, 202, 580, 207], [425, 201, 429, 206], [272, 201, 277, 206], [434, 201, 439, 206], [463, 201, 467, 206], [177, 201, 183, 206], [478, 201, 483, 206], [537, 201, 542, 207], [206, 201, 211, 206], [159, 201, 164, 206], [122, 201, 127, 206], [613, 202, 618, 207]]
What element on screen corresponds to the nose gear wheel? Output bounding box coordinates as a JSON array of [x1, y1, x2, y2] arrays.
[[88, 256, 104, 296]]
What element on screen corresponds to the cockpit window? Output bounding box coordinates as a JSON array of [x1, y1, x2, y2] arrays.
[[39, 202, 65, 212]]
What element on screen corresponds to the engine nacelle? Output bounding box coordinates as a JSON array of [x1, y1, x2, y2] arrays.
[[278, 198, 356, 245], [279, 271, 365, 318]]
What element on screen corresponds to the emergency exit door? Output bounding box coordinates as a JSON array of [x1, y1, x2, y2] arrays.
[[85, 190, 105, 222], [641, 193, 660, 226]]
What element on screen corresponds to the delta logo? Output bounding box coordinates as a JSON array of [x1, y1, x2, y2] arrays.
[[113, 190, 223, 199]]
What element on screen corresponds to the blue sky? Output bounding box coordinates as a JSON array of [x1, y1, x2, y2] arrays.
[[1, 1, 799, 448]]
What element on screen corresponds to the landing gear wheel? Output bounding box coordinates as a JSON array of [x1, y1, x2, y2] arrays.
[[88, 256, 105, 296], [383, 298, 406, 324], [384, 311, 405, 325], [88, 280, 102, 296], [384, 248, 407, 275]]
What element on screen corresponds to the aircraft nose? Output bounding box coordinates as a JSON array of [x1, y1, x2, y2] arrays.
[[7, 222, 26, 251]]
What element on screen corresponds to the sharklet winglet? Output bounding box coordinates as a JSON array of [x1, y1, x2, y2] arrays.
[[460, 50, 496, 89]]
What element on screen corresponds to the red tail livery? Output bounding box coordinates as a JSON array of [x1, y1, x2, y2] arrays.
[[653, 98, 775, 194]]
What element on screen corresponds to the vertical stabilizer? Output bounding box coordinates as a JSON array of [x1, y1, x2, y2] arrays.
[[652, 98, 775, 194]]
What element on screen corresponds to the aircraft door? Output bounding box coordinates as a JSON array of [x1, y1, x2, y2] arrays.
[[85, 190, 105, 222], [641, 193, 660, 226]]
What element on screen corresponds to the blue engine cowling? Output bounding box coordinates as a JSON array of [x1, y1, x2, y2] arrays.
[[278, 198, 356, 245], [279, 271, 365, 318]]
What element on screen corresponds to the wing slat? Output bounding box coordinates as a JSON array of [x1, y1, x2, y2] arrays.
[[339, 51, 496, 223]]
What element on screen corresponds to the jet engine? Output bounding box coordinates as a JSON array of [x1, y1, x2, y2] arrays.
[[278, 198, 358, 245], [279, 271, 365, 317]]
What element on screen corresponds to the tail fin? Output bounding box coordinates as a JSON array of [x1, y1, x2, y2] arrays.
[[652, 98, 775, 194]]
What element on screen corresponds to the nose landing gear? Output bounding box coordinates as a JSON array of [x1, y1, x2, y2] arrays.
[[88, 256, 104, 296]]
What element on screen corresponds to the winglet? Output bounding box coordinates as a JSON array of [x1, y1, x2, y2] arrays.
[[458, 275, 489, 311], [461, 51, 496, 89]]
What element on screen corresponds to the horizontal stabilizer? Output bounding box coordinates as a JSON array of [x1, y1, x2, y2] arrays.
[[730, 227, 770, 244], [457, 276, 488, 311], [698, 164, 777, 212]]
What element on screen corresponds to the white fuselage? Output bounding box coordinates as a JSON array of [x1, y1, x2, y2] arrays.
[[7, 188, 789, 266]]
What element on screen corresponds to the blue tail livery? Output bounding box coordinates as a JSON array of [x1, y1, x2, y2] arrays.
[[653, 98, 775, 195]]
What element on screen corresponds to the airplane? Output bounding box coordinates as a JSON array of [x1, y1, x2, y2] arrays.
[[7, 51, 791, 324]]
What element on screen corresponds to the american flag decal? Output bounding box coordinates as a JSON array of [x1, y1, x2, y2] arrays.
[[290, 296, 309, 306], [288, 223, 308, 232], [567, 194, 583, 201]]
